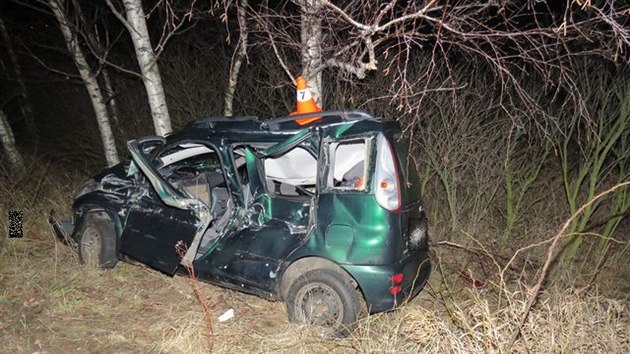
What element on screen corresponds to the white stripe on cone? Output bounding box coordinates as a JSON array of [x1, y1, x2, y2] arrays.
[[297, 88, 312, 102]]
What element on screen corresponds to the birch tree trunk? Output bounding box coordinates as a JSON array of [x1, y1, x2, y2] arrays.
[[48, 0, 119, 167], [121, 0, 172, 136], [223, 0, 249, 117], [101, 68, 120, 127], [300, 0, 323, 107], [0, 110, 24, 171], [0, 17, 35, 135], [88, 23, 121, 129]]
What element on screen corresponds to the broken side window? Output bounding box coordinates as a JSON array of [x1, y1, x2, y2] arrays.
[[154, 143, 228, 216], [232, 148, 249, 185], [231, 147, 252, 205], [330, 139, 368, 191], [263, 146, 317, 197]]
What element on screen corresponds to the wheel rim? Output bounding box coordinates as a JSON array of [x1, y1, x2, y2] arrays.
[[295, 282, 344, 327], [80, 226, 101, 266]]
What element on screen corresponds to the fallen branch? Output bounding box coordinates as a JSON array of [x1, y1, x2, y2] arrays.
[[176, 241, 213, 352], [435, 240, 520, 273], [434, 240, 483, 254]]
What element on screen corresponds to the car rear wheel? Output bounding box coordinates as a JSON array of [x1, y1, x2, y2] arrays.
[[285, 269, 360, 337], [77, 212, 117, 268]]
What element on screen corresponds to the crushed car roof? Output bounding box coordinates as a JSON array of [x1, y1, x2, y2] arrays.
[[180, 110, 396, 135]]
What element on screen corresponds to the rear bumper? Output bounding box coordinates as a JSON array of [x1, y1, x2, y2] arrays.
[[343, 250, 431, 313]]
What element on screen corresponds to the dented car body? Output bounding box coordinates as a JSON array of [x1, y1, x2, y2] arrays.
[[54, 111, 431, 333]]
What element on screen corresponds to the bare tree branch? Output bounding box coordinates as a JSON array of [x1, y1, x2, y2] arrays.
[[104, 0, 135, 35]]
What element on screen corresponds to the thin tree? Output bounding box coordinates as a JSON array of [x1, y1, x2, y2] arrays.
[[223, 0, 249, 117], [70, 0, 122, 130], [299, 0, 323, 107], [47, 0, 119, 167], [0, 16, 35, 135], [0, 109, 24, 170], [101, 68, 120, 128], [106, 0, 173, 136]]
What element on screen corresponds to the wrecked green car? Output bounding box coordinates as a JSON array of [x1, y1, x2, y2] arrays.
[[51, 110, 431, 335]]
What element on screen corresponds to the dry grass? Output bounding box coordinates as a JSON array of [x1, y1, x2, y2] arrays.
[[1, 157, 629, 353], [399, 286, 629, 353], [3, 224, 628, 353]]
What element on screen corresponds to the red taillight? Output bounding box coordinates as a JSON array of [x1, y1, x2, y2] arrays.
[[389, 273, 404, 295], [389, 285, 402, 295]]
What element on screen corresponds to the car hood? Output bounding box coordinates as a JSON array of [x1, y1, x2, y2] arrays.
[[93, 160, 131, 182], [74, 161, 134, 201]]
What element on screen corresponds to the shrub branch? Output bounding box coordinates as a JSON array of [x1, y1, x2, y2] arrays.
[[509, 180, 630, 349]]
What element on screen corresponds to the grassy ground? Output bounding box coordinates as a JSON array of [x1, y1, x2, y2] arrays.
[[1, 161, 629, 353], [2, 215, 628, 353]]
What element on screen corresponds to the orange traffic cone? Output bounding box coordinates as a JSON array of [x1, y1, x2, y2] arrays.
[[290, 76, 322, 125]]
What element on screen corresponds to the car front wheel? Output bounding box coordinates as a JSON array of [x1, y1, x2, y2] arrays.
[[285, 269, 360, 337], [76, 212, 117, 268]]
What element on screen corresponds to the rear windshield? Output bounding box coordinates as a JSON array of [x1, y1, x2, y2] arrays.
[[392, 133, 422, 204]]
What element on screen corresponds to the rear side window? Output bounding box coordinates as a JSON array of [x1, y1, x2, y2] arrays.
[[328, 139, 370, 191]]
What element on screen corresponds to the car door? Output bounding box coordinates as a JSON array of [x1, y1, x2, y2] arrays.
[[197, 130, 319, 293], [119, 137, 213, 275], [315, 134, 389, 264]]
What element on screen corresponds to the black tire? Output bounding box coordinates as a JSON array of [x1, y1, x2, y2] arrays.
[[76, 212, 118, 269], [285, 269, 360, 337]]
